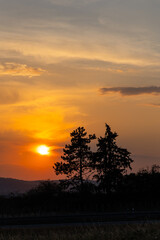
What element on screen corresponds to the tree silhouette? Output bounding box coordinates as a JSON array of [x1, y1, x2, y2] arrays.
[[53, 127, 96, 192], [94, 123, 133, 193]]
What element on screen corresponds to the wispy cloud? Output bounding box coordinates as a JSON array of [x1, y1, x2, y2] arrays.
[[0, 63, 45, 77], [1, 0, 160, 67], [99, 86, 160, 96], [146, 103, 160, 108]]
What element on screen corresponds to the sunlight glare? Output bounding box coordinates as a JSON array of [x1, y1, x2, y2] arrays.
[[37, 145, 50, 155]]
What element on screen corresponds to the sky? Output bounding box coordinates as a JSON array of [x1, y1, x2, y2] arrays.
[[0, 0, 160, 180]]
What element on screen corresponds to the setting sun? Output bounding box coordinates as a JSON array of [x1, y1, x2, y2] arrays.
[[37, 145, 50, 155]]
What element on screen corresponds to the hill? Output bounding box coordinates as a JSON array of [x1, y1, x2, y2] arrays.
[[0, 178, 41, 195]]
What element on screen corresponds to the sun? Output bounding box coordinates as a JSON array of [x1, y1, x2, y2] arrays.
[[37, 145, 50, 155]]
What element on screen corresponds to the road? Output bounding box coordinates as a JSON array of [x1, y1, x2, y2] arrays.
[[1, 211, 160, 228]]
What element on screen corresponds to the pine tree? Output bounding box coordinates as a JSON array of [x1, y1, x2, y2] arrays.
[[53, 127, 96, 192], [94, 123, 133, 193]]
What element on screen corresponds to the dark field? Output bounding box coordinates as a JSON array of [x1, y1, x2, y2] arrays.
[[0, 223, 160, 240]]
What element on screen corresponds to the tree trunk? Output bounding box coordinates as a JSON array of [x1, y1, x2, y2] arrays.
[[80, 157, 84, 193]]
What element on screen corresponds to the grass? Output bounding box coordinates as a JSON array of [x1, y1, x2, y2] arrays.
[[0, 223, 160, 240]]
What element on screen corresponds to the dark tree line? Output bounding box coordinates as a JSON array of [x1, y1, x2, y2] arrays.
[[53, 124, 133, 194], [1, 165, 160, 216]]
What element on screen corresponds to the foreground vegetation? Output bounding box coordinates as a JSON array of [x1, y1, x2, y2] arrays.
[[0, 223, 160, 240]]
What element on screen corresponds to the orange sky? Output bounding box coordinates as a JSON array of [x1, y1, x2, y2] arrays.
[[0, 0, 160, 180]]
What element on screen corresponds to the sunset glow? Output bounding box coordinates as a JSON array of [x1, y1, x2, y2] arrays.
[[0, 0, 160, 181]]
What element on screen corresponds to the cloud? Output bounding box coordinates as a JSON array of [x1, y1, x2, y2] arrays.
[[0, 63, 45, 77], [1, 0, 160, 67], [146, 103, 160, 108], [99, 86, 160, 96]]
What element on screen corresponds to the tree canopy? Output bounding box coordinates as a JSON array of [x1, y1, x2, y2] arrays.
[[53, 124, 133, 193], [93, 123, 133, 193], [53, 127, 96, 192]]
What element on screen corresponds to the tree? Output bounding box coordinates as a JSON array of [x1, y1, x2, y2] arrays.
[[94, 123, 133, 193], [53, 127, 96, 192], [27, 181, 62, 197]]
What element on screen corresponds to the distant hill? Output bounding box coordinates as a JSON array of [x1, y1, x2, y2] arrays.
[[0, 178, 42, 196]]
